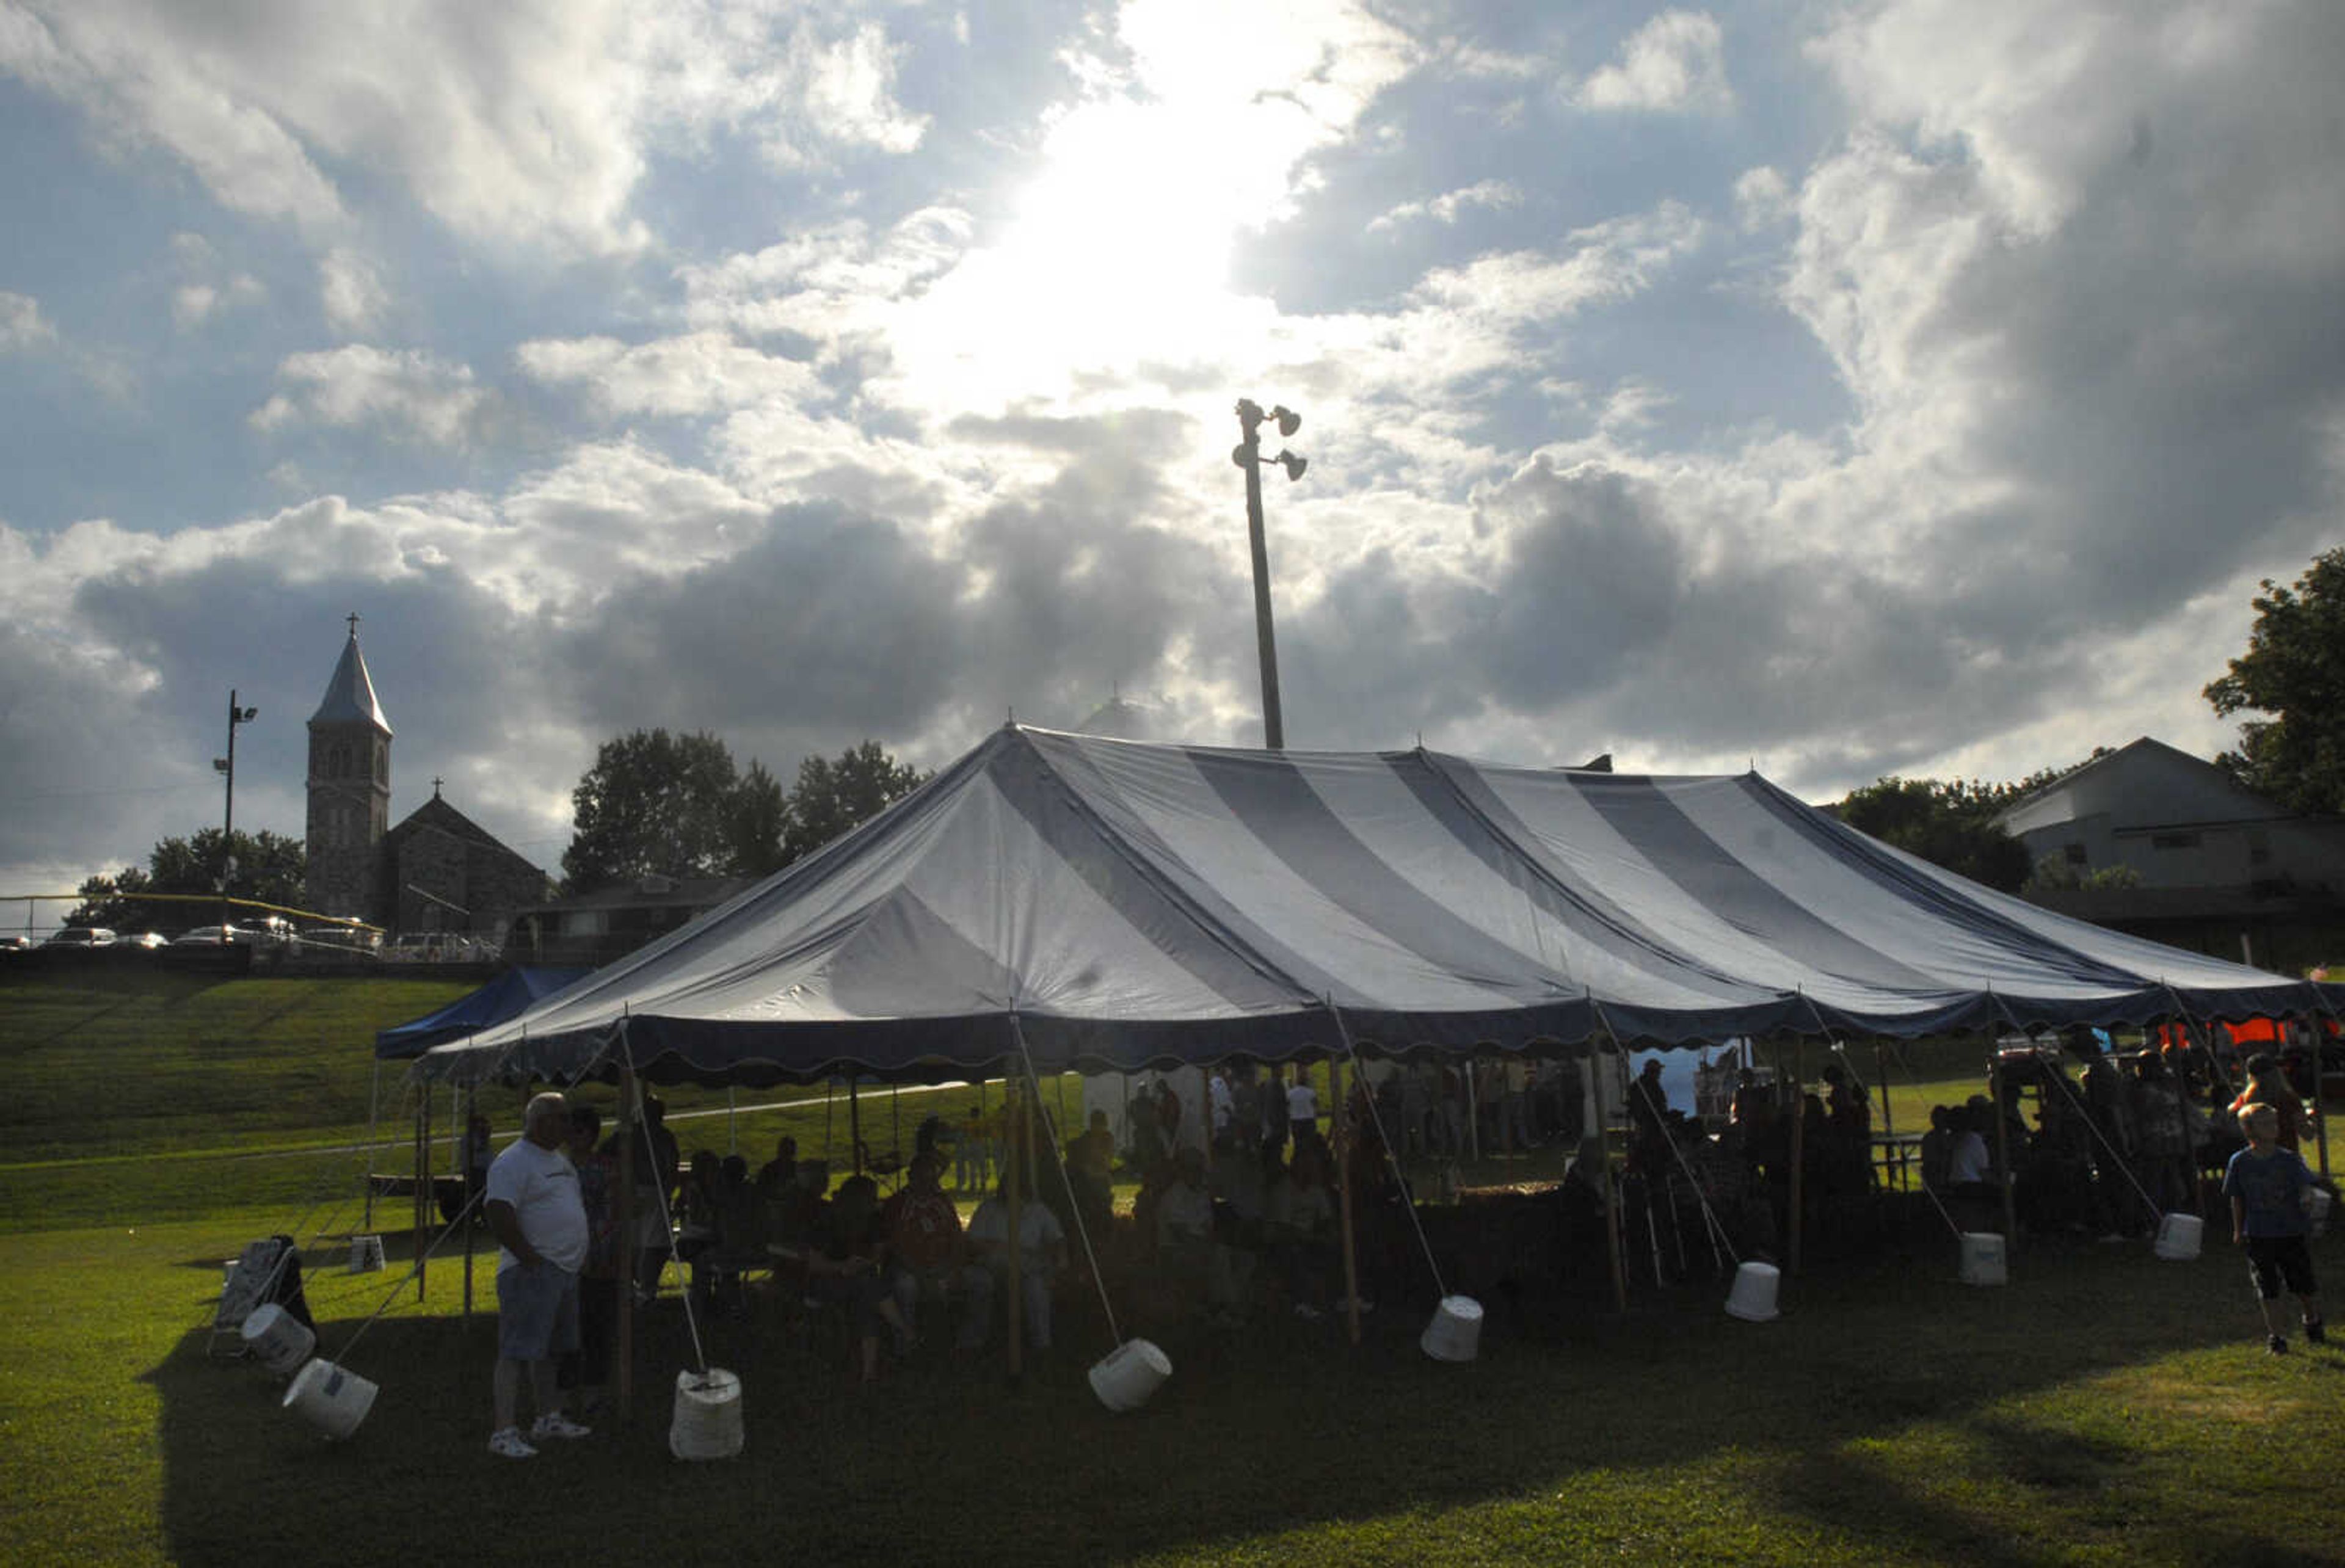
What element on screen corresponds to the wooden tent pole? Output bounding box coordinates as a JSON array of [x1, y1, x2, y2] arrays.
[[1591, 1052, 1626, 1313], [1005, 1076, 1024, 1382], [1787, 1036, 1806, 1278], [616, 1064, 637, 1422], [1332, 1054, 1362, 1345], [1991, 1051, 2018, 1252], [461, 1084, 476, 1321], [414, 1087, 431, 1303], [363, 1062, 380, 1230]]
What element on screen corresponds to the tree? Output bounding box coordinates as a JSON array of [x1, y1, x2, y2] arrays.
[[2205, 548, 2345, 815], [727, 758, 791, 880], [780, 741, 930, 864], [70, 828, 308, 929], [1834, 776, 2035, 892], [561, 729, 746, 891]]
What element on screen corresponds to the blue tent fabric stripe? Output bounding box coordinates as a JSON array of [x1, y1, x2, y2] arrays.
[[409, 727, 2336, 1089], [373, 967, 591, 1059]]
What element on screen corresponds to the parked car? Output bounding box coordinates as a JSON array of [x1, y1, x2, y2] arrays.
[[42, 926, 117, 948], [0, 934, 34, 953], [121, 931, 170, 950], [172, 924, 252, 947]]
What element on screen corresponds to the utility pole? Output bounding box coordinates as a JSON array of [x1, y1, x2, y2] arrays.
[[1232, 399, 1307, 749], [215, 689, 258, 930]]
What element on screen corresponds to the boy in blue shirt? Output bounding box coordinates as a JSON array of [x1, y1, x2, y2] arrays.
[[2223, 1102, 2328, 1354]]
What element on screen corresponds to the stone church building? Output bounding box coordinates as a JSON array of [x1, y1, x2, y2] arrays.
[[302, 620, 550, 938]]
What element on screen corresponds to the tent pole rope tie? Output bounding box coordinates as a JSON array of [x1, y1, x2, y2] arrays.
[[1326, 1000, 1451, 1301], [1011, 1018, 1122, 1347], [621, 1036, 711, 1375], [2033, 1037, 2169, 1230], [1801, 998, 1965, 1246], [329, 1185, 487, 1367], [1596, 1000, 1742, 1270]]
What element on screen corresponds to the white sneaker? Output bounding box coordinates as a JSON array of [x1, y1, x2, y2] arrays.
[[530, 1412, 592, 1441], [489, 1426, 537, 1460]]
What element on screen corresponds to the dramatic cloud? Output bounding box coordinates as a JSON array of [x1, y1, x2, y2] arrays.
[[250, 346, 488, 446], [2, 0, 2339, 917], [1577, 11, 1734, 115]]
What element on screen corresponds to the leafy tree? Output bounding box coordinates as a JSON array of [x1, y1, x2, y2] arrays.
[[1834, 776, 2035, 892], [562, 729, 746, 891], [70, 828, 307, 929], [2025, 855, 2144, 893], [728, 758, 791, 880], [780, 741, 930, 864], [2205, 548, 2345, 815]]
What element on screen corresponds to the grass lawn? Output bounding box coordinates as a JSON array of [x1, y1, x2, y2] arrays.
[[8, 971, 2344, 1565], [5, 1207, 2343, 1567]]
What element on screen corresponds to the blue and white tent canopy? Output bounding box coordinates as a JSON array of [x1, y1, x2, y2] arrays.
[[413, 725, 2334, 1087]]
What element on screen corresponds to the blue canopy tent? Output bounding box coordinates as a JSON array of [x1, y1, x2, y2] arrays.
[[408, 726, 2340, 1091], [374, 966, 592, 1061]]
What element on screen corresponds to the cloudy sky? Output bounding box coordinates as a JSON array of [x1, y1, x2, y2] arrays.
[[3, 0, 2341, 914]]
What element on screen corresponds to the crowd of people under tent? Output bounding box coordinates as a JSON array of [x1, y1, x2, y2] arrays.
[[455, 1018, 2332, 1403]]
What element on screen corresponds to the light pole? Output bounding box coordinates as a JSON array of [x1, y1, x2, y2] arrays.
[[1232, 398, 1306, 749], [214, 689, 258, 931]]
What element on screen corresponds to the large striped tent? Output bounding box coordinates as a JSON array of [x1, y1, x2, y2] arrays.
[[412, 725, 2332, 1088]]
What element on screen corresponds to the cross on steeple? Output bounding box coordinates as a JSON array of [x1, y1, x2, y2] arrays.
[[346, 611, 361, 639], [431, 775, 444, 799]]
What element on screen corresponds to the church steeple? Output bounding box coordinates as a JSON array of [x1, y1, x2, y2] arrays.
[[304, 616, 393, 922]]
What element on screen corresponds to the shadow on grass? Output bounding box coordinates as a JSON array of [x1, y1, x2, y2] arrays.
[[145, 1233, 2329, 1567]]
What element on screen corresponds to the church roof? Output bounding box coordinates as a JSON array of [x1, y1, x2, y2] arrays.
[[310, 625, 393, 735]]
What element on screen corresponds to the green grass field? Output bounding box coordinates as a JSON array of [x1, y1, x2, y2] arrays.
[[4, 972, 2343, 1566]]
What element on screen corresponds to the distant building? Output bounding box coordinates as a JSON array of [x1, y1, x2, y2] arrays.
[[502, 875, 748, 968], [1994, 736, 2345, 970], [301, 620, 550, 939]]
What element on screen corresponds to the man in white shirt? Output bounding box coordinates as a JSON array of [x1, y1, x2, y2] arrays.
[[958, 1185, 1067, 1352], [484, 1092, 591, 1459], [1287, 1072, 1321, 1154]]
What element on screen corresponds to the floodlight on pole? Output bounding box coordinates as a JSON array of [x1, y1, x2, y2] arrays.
[[218, 689, 257, 929], [1232, 397, 1308, 750]]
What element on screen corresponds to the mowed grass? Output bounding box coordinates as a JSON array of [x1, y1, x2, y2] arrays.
[[7, 1207, 2344, 1567], [8, 971, 2345, 1566]]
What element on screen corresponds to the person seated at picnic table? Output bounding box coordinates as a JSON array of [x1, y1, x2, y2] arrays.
[[1203, 1138, 1270, 1324], [1152, 1147, 1216, 1312], [754, 1135, 799, 1201], [957, 1175, 1067, 1353], [1918, 1105, 1956, 1194], [1066, 1109, 1118, 1240], [770, 1158, 830, 1247], [883, 1153, 964, 1340], [1265, 1141, 1340, 1317], [805, 1172, 914, 1384]]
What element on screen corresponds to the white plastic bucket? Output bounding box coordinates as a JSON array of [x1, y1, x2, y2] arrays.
[[669, 1368, 744, 1460], [1419, 1294, 1484, 1362], [2153, 1211, 2203, 1261], [1724, 1261, 1781, 1321], [1088, 1338, 1173, 1411], [239, 1302, 315, 1375], [1957, 1232, 2007, 1287], [283, 1359, 377, 1440], [345, 1235, 385, 1274]]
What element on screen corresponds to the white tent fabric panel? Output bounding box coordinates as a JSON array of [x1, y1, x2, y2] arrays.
[[412, 725, 2335, 1088]]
